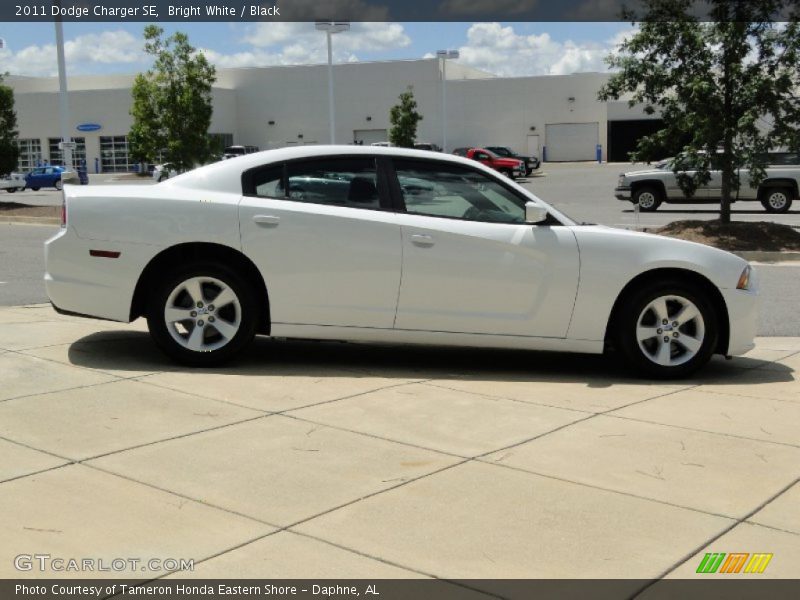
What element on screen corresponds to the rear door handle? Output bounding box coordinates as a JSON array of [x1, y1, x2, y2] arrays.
[[253, 215, 280, 226], [410, 234, 435, 247]]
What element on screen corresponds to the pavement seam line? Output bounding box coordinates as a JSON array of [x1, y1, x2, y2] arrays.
[[631, 475, 800, 598], [82, 462, 282, 529], [604, 412, 800, 449], [476, 458, 739, 521], [279, 412, 468, 460]]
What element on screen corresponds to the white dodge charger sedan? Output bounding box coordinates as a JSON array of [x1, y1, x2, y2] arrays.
[[45, 146, 758, 377]]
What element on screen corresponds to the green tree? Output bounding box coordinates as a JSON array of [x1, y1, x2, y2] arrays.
[[599, 0, 800, 223], [0, 73, 19, 177], [129, 25, 216, 171], [389, 86, 423, 148]]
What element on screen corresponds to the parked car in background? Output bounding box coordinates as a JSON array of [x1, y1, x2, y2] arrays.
[[414, 142, 442, 152], [0, 172, 26, 193], [153, 163, 178, 183], [371, 142, 393, 147], [454, 147, 525, 178], [25, 166, 66, 191], [485, 146, 540, 175], [223, 145, 260, 160], [616, 152, 800, 213], [45, 146, 758, 377]]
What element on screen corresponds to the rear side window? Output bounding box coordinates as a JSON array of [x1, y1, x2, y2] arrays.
[[250, 165, 285, 198], [394, 159, 526, 224], [286, 158, 381, 209]]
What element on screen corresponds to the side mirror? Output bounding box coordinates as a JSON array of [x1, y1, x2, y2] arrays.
[[525, 202, 548, 224]]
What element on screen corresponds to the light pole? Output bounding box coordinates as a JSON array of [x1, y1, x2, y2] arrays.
[[54, 9, 74, 177], [436, 50, 459, 153], [315, 22, 350, 145]]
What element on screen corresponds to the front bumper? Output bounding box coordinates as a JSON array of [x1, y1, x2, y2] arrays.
[[720, 286, 759, 356], [615, 186, 632, 200]]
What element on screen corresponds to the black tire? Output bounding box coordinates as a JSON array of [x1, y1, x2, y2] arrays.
[[499, 168, 512, 178], [760, 188, 793, 213], [30, 187, 40, 191], [613, 279, 718, 379], [147, 262, 259, 366], [633, 186, 663, 211], [6, 188, 15, 193]]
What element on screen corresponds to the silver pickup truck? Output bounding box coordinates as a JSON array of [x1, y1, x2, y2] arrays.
[[615, 152, 799, 213]]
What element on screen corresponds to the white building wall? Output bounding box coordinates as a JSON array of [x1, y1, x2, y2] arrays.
[[7, 60, 658, 170]]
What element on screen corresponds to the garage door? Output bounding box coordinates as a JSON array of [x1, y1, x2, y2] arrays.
[[545, 123, 599, 162], [353, 129, 388, 145]]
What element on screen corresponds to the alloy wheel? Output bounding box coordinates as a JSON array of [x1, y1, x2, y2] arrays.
[[635, 295, 705, 367], [164, 276, 241, 352]]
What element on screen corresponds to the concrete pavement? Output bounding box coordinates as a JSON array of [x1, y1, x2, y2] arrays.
[[1, 305, 798, 584]]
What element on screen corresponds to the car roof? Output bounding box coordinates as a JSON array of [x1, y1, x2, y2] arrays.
[[164, 145, 503, 193]]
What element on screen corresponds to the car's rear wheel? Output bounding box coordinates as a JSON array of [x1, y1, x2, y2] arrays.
[[614, 280, 718, 378], [760, 188, 793, 213], [633, 186, 663, 211], [147, 263, 258, 366], [30, 187, 40, 191], [6, 188, 16, 193]]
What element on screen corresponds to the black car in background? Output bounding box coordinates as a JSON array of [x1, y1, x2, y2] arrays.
[[485, 146, 540, 176]]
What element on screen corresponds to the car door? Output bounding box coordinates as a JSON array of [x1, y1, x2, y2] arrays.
[[390, 158, 580, 338], [27, 168, 44, 188], [471, 150, 494, 170], [238, 156, 402, 329]]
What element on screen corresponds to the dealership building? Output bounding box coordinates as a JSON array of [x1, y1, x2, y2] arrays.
[[5, 58, 659, 173]]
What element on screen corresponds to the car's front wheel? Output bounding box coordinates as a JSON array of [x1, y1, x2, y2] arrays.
[[30, 186, 40, 191], [614, 280, 718, 378], [147, 263, 258, 366], [633, 186, 662, 211], [760, 188, 793, 213], [54, 180, 63, 191]]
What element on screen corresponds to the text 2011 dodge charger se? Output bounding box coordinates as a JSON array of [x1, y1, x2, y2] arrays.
[[45, 146, 758, 377]]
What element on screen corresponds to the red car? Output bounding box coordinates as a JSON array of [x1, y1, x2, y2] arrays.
[[453, 147, 525, 178]]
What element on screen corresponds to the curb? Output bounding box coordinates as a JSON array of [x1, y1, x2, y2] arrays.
[[734, 251, 800, 263], [0, 216, 60, 226]]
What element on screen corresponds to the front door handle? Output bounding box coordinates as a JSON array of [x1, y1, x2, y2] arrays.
[[410, 234, 435, 247], [253, 215, 280, 226]]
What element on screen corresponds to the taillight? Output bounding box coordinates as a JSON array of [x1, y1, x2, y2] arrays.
[[60, 191, 67, 228]]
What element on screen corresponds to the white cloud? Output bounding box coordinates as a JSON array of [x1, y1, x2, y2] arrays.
[[0, 30, 143, 76], [201, 22, 411, 70], [454, 22, 631, 77]]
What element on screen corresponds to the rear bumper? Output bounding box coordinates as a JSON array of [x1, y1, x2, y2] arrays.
[[44, 227, 149, 323], [615, 186, 632, 200]]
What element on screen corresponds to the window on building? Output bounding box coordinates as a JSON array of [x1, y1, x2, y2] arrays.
[[15, 139, 43, 172], [99, 136, 134, 173], [48, 137, 87, 167]]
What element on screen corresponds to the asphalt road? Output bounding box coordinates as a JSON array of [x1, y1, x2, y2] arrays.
[[0, 222, 797, 336], [521, 162, 800, 229]]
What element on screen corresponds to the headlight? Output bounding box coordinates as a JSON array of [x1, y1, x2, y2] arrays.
[[618, 174, 626, 186], [736, 265, 752, 290]]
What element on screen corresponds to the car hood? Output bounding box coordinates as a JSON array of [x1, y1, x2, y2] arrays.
[[622, 167, 666, 177]]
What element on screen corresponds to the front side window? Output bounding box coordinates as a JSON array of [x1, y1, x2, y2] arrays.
[[286, 158, 381, 209], [394, 160, 526, 224]]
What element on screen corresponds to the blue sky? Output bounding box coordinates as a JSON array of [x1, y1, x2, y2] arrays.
[[0, 22, 634, 77]]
